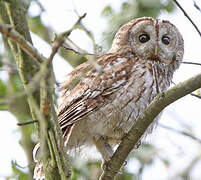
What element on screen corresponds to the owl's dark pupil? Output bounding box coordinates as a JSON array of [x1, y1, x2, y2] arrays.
[[162, 36, 170, 45], [139, 34, 150, 43]]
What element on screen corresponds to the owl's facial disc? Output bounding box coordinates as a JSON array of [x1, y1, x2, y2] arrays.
[[129, 19, 183, 66], [130, 20, 158, 61]]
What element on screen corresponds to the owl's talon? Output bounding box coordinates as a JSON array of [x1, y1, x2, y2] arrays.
[[101, 160, 125, 175], [134, 140, 141, 149], [123, 160, 127, 166]]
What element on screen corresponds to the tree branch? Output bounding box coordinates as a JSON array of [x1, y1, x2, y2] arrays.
[[190, 93, 201, 99], [0, 22, 44, 63], [173, 0, 201, 37], [17, 120, 38, 126], [100, 72, 201, 179], [193, 0, 201, 13], [182, 61, 201, 66], [159, 123, 201, 144], [0, 1, 40, 178], [50, 13, 87, 59], [34, 13, 87, 180]]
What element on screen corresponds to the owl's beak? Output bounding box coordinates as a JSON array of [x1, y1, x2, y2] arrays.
[[154, 45, 158, 56], [148, 45, 160, 63]]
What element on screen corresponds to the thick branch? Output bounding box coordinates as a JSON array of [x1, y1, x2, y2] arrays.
[[39, 61, 71, 180], [100, 72, 201, 179]]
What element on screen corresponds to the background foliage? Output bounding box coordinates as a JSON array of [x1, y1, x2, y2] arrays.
[[0, 0, 200, 180]]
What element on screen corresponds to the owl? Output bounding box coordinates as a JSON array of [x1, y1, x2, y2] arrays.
[[34, 17, 184, 179]]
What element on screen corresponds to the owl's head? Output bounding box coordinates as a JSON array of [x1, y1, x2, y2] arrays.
[[110, 17, 184, 69]]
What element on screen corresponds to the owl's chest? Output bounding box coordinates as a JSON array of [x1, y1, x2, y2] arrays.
[[88, 67, 171, 140]]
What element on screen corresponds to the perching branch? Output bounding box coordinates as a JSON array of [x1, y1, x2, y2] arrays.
[[172, 81, 201, 100], [100, 72, 201, 179]]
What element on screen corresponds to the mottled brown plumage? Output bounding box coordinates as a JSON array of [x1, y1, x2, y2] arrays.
[[34, 17, 184, 179]]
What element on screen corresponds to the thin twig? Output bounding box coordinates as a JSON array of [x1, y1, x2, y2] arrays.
[[173, 0, 201, 37], [49, 13, 87, 61], [159, 123, 201, 143], [193, 0, 201, 12], [66, 38, 93, 55], [174, 154, 201, 179], [17, 120, 38, 126], [182, 61, 201, 66], [73, 12, 103, 73], [190, 93, 201, 99], [62, 43, 94, 55]]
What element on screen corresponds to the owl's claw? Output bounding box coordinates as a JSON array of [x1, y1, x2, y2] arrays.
[[123, 160, 127, 166], [134, 140, 141, 149], [101, 160, 125, 174]]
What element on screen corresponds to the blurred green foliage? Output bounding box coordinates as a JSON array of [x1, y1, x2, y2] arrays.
[[5, 161, 29, 180]]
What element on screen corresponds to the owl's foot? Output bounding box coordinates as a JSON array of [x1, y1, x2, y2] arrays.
[[93, 136, 113, 163], [101, 160, 124, 175], [134, 140, 141, 149], [94, 136, 126, 174]]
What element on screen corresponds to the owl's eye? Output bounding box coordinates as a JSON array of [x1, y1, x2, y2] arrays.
[[162, 36, 170, 45], [139, 34, 150, 43]]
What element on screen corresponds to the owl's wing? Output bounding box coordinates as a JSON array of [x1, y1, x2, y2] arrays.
[[58, 53, 136, 139]]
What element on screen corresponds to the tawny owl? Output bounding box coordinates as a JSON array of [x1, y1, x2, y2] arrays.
[[34, 17, 184, 179]]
